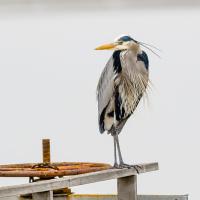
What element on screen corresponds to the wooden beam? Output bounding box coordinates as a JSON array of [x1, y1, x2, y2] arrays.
[[138, 195, 188, 200], [32, 191, 53, 200], [67, 195, 188, 200], [0, 194, 188, 200], [118, 175, 137, 200], [0, 162, 158, 198]]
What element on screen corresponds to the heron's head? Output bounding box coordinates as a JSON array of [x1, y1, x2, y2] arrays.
[[95, 35, 140, 51]]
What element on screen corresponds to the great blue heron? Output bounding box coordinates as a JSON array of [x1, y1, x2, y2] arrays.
[[95, 35, 152, 169]]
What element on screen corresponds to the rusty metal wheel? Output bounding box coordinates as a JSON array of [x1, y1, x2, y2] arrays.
[[0, 162, 111, 178], [0, 139, 111, 181]]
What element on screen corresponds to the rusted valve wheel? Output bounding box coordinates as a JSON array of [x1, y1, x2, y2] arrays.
[[0, 162, 111, 178]]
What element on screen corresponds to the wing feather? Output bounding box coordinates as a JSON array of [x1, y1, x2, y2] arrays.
[[97, 57, 115, 132]]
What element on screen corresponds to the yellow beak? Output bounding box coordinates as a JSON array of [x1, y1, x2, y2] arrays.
[[95, 43, 117, 50]]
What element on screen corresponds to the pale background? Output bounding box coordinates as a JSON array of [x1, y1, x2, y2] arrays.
[[0, 1, 199, 199]]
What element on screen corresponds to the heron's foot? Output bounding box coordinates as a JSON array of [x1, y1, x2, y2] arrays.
[[133, 165, 142, 173], [112, 163, 120, 169], [118, 163, 142, 173], [119, 163, 133, 169]]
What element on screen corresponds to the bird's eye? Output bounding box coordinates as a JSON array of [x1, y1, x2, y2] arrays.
[[118, 41, 123, 45]]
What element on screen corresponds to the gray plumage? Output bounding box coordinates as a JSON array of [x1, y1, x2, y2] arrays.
[[95, 35, 149, 168], [97, 48, 149, 135]]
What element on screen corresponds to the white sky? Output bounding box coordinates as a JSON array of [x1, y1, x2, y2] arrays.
[[0, 7, 199, 199]]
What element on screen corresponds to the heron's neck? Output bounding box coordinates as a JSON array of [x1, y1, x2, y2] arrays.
[[129, 44, 141, 55]]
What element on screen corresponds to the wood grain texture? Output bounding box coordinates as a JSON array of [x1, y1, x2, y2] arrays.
[[32, 191, 53, 200], [0, 194, 188, 200], [118, 175, 137, 200], [67, 195, 188, 200], [0, 162, 158, 198]]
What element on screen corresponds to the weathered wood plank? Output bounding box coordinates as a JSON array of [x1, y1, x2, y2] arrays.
[[0, 194, 188, 200], [32, 191, 53, 200], [67, 195, 117, 200], [138, 195, 188, 200], [0, 162, 158, 198], [0, 196, 19, 200], [67, 195, 188, 200], [118, 175, 137, 200]]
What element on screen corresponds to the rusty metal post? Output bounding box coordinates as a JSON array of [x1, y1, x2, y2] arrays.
[[42, 139, 51, 163]]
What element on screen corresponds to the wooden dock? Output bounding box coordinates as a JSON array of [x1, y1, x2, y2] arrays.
[[0, 162, 188, 200]]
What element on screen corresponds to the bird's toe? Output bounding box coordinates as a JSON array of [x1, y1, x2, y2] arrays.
[[118, 163, 142, 173], [112, 163, 120, 169]]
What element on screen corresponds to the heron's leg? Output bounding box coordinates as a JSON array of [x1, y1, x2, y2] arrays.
[[115, 133, 124, 165], [115, 133, 141, 172], [112, 135, 118, 168]]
